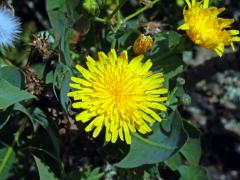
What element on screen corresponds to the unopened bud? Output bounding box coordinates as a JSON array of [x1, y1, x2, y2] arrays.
[[177, 77, 185, 85], [83, 0, 99, 16], [180, 94, 191, 106]]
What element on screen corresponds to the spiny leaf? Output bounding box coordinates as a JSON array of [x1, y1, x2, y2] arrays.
[[33, 156, 59, 180]]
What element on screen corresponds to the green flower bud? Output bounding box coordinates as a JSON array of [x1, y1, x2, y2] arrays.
[[83, 0, 99, 16], [180, 94, 191, 105], [177, 77, 185, 85], [176, 0, 185, 7]]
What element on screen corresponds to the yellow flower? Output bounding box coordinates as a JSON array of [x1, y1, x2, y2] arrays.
[[68, 49, 168, 144], [178, 0, 240, 57]]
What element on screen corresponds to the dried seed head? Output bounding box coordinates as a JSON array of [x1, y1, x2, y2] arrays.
[[22, 66, 44, 96], [133, 34, 153, 55]]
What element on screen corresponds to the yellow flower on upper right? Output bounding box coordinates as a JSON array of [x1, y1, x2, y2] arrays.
[[178, 0, 240, 57]]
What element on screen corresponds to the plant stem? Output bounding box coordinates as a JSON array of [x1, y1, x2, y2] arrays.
[[108, 0, 127, 21], [111, 0, 124, 48], [0, 119, 28, 173], [95, 17, 106, 24], [125, 0, 161, 22], [167, 86, 178, 107]]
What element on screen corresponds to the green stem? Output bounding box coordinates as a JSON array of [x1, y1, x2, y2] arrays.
[[111, 40, 117, 49], [111, 0, 124, 48], [108, 0, 127, 21], [125, 0, 161, 22], [95, 17, 107, 24], [0, 119, 28, 173], [168, 86, 178, 102]]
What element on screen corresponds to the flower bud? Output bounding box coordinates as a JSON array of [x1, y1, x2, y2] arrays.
[[177, 77, 185, 85], [180, 94, 191, 106]]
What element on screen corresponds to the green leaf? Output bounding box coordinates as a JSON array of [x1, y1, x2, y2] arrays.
[[13, 103, 39, 130], [60, 71, 71, 113], [13, 103, 32, 121], [148, 31, 187, 76], [0, 78, 35, 109], [180, 120, 201, 165], [0, 147, 16, 179], [54, 64, 71, 112], [47, 10, 68, 42], [165, 65, 184, 82], [60, 30, 71, 66], [33, 108, 60, 158], [178, 165, 209, 180], [46, 0, 66, 11], [66, 166, 104, 180], [116, 111, 188, 168], [83, 0, 99, 16], [0, 66, 24, 88], [167, 85, 185, 110], [86, 167, 104, 180], [33, 156, 59, 180], [32, 108, 49, 128], [164, 153, 182, 171]]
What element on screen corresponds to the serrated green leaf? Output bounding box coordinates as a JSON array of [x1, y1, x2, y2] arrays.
[[34, 156, 59, 180], [0, 78, 35, 109], [116, 111, 188, 168], [66, 167, 104, 180], [60, 71, 71, 113], [149, 32, 184, 73], [180, 120, 201, 165], [178, 165, 209, 180], [53, 64, 71, 113], [86, 167, 104, 180]]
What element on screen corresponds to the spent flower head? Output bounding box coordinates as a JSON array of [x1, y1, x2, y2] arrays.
[[68, 49, 168, 144], [0, 7, 21, 47], [178, 0, 240, 57], [133, 34, 153, 55]]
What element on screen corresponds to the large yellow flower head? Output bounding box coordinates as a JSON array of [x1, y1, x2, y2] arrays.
[[68, 49, 168, 144], [178, 0, 240, 57]]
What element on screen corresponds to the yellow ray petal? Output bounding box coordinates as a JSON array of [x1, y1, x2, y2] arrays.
[[178, 23, 190, 30], [185, 0, 192, 8], [76, 111, 96, 122], [203, 0, 209, 8], [123, 122, 131, 144]]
